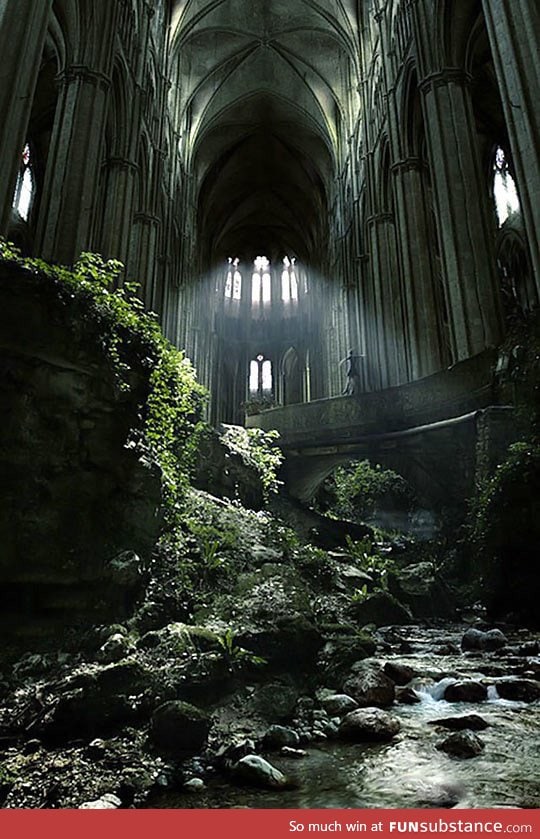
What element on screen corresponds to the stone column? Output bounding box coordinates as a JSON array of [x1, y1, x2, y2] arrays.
[[419, 69, 503, 359], [367, 213, 407, 389], [99, 158, 138, 268], [37, 66, 112, 264], [129, 212, 160, 308], [392, 158, 444, 378], [0, 0, 53, 232], [481, 0, 540, 299]]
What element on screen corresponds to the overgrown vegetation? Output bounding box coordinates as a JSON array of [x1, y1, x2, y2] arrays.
[[466, 440, 540, 622], [314, 459, 416, 524], [221, 425, 283, 496], [0, 239, 207, 518]]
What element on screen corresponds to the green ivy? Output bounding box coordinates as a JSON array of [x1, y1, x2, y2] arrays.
[[221, 426, 283, 496], [0, 238, 207, 519]]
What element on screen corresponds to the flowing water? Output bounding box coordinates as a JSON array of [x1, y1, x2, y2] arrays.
[[158, 624, 540, 809]]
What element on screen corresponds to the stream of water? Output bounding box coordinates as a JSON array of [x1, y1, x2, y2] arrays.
[[159, 624, 540, 809]]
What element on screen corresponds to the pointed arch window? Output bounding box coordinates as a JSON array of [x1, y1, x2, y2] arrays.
[[493, 146, 520, 227], [12, 143, 36, 222], [225, 257, 242, 300], [252, 256, 271, 305], [281, 256, 299, 303], [249, 354, 273, 397]]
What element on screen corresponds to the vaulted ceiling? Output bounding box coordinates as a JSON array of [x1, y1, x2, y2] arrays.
[[169, 0, 362, 265]]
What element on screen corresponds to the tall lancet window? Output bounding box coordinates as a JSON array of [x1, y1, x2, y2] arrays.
[[493, 146, 520, 227], [12, 143, 36, 222], [249, 354, 273, 397], [225, 257, 242, 300], [281, 256, 298, 303], [252, 256, 271, 305]]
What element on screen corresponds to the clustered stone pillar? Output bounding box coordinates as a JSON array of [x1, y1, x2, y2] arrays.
[[37, 66, 113, 265], [367, 213, 407, 389], [481, 0, 540, 300], [0, 0, 53, 232], [418, 69, 503, 360], [391, 158, 443, 379], [99, 158, 138, 269]]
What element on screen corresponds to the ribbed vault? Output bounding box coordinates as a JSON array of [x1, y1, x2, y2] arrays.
[[170, 0, 361, 265]]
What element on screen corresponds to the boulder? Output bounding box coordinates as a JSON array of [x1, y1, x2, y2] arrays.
[[388, 562, 455, 619], [249, 682, 300, 722], [263, 725, 300, 749], [495, 678, 540, 702], [444, 681, 488, 703], [79, 793, 122, 809], [396, 687, 421, 705], [97, 633, 134, 664], [349, 591, 412, 627], [436, 731, 485, 758], [343, 664, 396, 708], [234, 755, 289, 789], [151, 700, 212, 753], [461, 628, 508, 652], [318, 633, 376, 684], [321, 694, 359, 717], [338, 708, 401, 742], [428, 714, 489, 731], [384, 662, 417, 685], [238, 614, 322, 669]]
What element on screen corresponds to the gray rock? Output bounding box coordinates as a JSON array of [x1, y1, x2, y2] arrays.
[[428, 714, 489, 731], [338, 708, 401, 742], [436, 731, 485, 758], [87, 738, 107, 758], [444, 681, 488, 703], [97, 633, 134, 664], [234, 755, 289, 789], [216, 738, 257, 767], [184, 778, 205, 793], [343, 664, 396, 708], [495, 678, 540, 702], [280, 746, 307, 758], [462, 628, 508, 652], [109, 551, 144, 587], [518, 641, 539, 657], [322, 694, 359, 716], [384, 661, 417, 685], [350, 591, 413, 627], [151, 700, 212, 753], [79, 793, 122, 809], [396, 687, 421, 704], [388, 562, 455, 619], [263, 725, 300, 749]]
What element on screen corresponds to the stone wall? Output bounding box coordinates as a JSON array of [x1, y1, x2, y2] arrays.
[[0, 263, 162, 634]]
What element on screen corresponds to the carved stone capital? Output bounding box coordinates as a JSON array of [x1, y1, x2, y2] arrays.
[[107, 156, 138, 173], [391, 156, 424, 174], [367, 212, 395, 225], [58, 65, 111, 92], [418, 68, 472, 93], [134, 211, 160, 226]]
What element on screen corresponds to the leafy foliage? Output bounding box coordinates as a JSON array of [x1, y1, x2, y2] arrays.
[[0, 238, 207, 518], [221, 426, 283, 496], [314, 459, 416, 522]]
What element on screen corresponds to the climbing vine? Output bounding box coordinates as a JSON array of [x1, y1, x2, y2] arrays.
[[0, 238, 207, 517]]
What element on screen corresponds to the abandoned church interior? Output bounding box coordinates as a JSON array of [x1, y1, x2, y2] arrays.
[[0, 0, 539, 811]]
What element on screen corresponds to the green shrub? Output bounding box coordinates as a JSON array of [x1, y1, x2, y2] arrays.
[[315, 459, 415, 522]]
